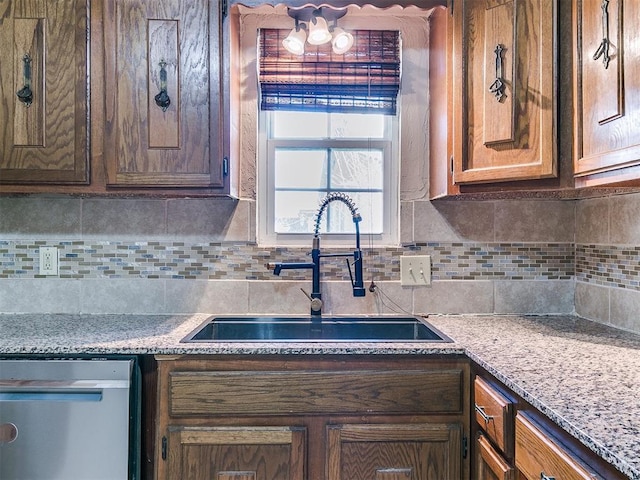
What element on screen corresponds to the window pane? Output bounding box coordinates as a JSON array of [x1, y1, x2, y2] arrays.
[[330, 150, 383, 190], [274, 191, 326, 233], [275, 149, 327, 189], [275, 191, 383, 235], [273, 111, 328, 138], [320, 192, 384, 235], [329, 113, 385, 138]]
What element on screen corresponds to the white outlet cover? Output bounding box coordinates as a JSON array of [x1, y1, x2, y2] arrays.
[[39, 246, 59, 276], [400, 255, 431, 286]]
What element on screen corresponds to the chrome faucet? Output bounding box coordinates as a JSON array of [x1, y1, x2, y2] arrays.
[[268, 193, 366, 316]]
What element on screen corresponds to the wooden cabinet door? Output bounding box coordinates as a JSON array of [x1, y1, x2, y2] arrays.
[[476, 434, 517, 480], [451, 0, 557, 184], [515, 414, 598, 480], [103, 0, 224, 188], [0, 0, 89, 184], [573, 0, 640, 185], [166, 426, 305, 480], [327, 423, 462, 480]]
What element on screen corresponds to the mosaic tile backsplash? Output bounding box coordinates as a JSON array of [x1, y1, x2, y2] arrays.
[[576, 245, 640, 290], [0, 240, 575, 281]]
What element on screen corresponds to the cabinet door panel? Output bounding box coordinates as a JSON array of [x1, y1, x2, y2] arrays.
[[573, 0, 640, 180], [167, 426, 305, 480], [476, 434, 516, 480], [104, 0, 223, 188], [515, 414, 597, 480], [0, 0, 89, 184], [327, 423, 462, 480], [453, 0, 557, 184]]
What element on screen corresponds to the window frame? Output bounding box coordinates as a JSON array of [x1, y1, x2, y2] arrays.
[[257, 110, 400, 247]]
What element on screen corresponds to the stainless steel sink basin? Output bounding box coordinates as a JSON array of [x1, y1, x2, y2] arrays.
[[181, 316, 451, 343]]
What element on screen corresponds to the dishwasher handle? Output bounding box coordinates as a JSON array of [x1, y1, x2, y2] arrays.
[[0, 379, 129, 402]]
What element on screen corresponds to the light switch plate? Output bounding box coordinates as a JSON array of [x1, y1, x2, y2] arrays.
[[400, 255, 431, 286]]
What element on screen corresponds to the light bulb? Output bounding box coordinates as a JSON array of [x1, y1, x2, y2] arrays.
[[282, 27, 307, 55], [331, 28, 354, 54], [307, 15, 332, 45]]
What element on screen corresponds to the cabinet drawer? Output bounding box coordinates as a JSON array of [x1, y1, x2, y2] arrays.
[[515, 414, 598, 480], [169, 369, 463, 416], [474, 377, 514, 458], [477, 434, 516, 480]]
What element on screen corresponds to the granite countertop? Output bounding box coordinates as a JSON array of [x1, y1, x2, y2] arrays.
[[427, 315, 640, 480], [0, 313, 638, 479]]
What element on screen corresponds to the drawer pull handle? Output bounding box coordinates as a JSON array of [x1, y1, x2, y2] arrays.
[[475, 404, 494, 424], [540, 473, 556, 480]]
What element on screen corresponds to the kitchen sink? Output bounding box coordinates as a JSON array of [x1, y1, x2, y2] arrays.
[[181, 316, 452, 343]]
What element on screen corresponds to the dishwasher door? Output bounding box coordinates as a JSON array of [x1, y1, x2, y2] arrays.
[[0, 359, 135, 480]]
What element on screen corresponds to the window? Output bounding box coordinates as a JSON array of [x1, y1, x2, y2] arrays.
[[256, 27, 401, 247], [258, 110, 398, 246]]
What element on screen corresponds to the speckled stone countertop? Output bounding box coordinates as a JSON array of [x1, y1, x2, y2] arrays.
[[0, 313, 638, 479]]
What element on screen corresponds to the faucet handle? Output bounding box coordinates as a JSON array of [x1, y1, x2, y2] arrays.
[[300, 288, 322, 313], [345, 253, 366, 297]]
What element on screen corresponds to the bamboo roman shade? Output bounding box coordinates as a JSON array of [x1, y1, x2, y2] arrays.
[[259, 29, 401, 114]]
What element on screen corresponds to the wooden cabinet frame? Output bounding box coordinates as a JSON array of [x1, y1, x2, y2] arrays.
[[451, 0, 558, 185], [0, 0, 90, 185], [573, 0, 640, 187], [153, 354, 470, 480]]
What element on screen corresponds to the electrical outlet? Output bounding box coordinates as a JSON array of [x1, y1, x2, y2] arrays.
[[39, 246, 59, 276], [400, 255, 431, 286]]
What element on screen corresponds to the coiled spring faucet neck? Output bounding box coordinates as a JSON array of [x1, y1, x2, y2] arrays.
[[313, 192, 362, 245]]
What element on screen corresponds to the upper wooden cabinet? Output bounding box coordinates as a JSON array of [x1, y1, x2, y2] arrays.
[[0, 0, 89, 185], [430, 0, 560, 198], [102, 0, 228, 190], [573, 0, 640, 187], [453, 0, 557, 185]]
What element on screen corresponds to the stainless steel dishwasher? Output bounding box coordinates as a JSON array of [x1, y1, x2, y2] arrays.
[[0, 358, 140, 480]]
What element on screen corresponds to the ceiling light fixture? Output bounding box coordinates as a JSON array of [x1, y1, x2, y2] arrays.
[[282, 18, 307, 55], [282, 7, 353, 55]]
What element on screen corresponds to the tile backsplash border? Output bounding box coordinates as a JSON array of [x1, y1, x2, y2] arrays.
[[0, 240, 575, 281]]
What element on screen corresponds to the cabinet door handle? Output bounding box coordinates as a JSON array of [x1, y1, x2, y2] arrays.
[[488, 44, 506, 102], [592, 0, 611, 69], [475, 403, 494, 424], [154, 60, 171, 112], [16, 54, 33, 107], [540, 473, 556, 480]]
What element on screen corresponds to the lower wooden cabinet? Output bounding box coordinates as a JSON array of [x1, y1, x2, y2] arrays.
[[327, 423, 462, 480], [476, 434, 516, 480], [473, 376, 517, 480], [471, 370, 629, 480], [515, 413, 598, 480], [166, 426, 305, 480], [154, 355, 470, 480]]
